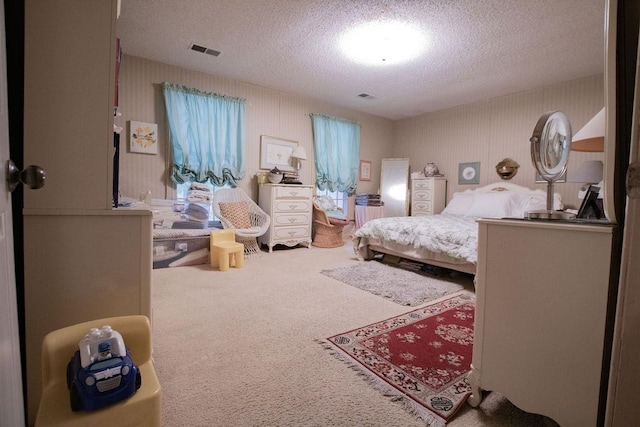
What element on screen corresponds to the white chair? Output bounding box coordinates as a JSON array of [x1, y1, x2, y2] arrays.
[[212, 188, 270, 258]]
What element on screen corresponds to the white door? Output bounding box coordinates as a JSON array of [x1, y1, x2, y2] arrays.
[[0, 1, 25, 426], [605, 23, 640, 423]]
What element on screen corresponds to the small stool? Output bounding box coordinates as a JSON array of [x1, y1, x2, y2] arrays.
[[210, 229, 244, 271]]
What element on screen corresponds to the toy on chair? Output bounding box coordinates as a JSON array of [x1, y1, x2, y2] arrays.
[[66, 325, 141, 412]]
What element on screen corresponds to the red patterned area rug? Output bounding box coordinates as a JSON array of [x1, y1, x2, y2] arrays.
[[323, 291, 475, 426]]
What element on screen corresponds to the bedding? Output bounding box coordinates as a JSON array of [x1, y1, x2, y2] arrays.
[[353, 182, 562, 274]]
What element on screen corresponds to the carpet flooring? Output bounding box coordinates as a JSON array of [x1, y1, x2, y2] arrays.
[[151, 239, 559, 426]]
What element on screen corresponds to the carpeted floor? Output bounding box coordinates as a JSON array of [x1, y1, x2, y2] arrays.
[[151, 237, 559, 426]]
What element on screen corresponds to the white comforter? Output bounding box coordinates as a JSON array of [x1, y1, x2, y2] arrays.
[[353, 214, 479, 264]]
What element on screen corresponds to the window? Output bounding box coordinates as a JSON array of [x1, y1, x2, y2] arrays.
[[316, 187, 348, 214], [162, 82, 246, 187]]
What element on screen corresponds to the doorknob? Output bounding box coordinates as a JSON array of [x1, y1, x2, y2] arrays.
[[7, 159, 46, 192]]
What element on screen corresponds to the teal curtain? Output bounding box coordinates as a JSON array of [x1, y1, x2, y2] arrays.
[[162, 82, 246, 186], [310, 114, 360, 195]]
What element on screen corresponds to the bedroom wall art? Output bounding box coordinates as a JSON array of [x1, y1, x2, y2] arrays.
[[359, 160, 372, 181], [260, 135, 297, 172], [458, 162, 480, 184], [130, 120, 158, 154]]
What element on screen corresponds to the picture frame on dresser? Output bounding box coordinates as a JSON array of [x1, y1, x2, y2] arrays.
[[260, 135, 297, 172]]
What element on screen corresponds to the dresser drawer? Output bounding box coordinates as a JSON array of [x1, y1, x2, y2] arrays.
[[273, 213, 310, 226], [412, 189, 432, 201], [413, 201, 432, 212], [272, 226, 310, 240], [275, 186, 312, 199], [413, 180, 434, 190], [274, 200, 311, 213]]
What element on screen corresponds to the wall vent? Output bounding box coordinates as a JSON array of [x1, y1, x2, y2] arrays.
[[190, 43, 221, 57]]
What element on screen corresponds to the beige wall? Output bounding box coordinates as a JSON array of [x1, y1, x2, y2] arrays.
[[393, 74, 604, 209], [117, 54, 393, 209], [118, 54, 603, 211]]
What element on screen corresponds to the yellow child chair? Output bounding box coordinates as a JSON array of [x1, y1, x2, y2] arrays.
[[210, 229, 244, 271], [35, 315, 161, 427]]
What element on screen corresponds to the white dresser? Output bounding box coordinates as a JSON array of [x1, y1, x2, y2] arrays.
[[410, 177, 446, 216], [468, 218, 614, 427], [258, 184, 313, 252]]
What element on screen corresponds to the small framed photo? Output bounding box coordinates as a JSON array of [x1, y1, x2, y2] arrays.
[[359, 160, 372, 181], [458, 162, 480, 185], [260, 135, 297, 172], [130, 121, 158, 154]]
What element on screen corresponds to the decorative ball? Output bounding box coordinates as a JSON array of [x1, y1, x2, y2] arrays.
[[268, 173, 283, 183], [423, 163, 440, 177]]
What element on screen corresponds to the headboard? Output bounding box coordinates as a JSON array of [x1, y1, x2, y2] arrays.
[[448, 182, 563, 217]]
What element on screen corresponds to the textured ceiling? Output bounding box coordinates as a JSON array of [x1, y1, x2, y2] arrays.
[[116, 0, 606, 120]]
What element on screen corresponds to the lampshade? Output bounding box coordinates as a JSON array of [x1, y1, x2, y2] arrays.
[[571, 108, 605, 152], [291, 146, 307, 160], [569, 160, 603, 183]]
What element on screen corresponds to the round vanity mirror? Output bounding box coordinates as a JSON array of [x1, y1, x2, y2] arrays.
[[527, 111, 576, 220]]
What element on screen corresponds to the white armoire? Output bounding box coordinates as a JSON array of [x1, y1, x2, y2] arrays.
[[22, 1, 152, 424]]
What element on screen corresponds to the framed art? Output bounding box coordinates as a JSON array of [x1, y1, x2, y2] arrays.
[[260, 135, 297, 172], [577, 185, 603, 219], [359, 160, 372, 181], [535, 169, 567, 183], [458, 162, 480, 185], [130, 121, 158, 154]]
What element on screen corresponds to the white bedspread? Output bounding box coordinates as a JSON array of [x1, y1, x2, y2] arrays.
[[353, 214, 479, 264]]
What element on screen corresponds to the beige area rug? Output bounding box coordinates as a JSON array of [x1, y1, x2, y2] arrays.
[[321, 260, 473, 306], [151, 241, 559, 426]]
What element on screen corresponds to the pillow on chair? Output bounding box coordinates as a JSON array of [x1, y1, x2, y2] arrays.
[[315, 195, 337, 211], [219, 201, 251, 228]]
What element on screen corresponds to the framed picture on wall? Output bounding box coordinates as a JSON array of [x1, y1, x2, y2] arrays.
[[359, 160, 372, 181], [130, 121, 158, 154], [260, 135, 297, 172], [458, 162, 480, 185]]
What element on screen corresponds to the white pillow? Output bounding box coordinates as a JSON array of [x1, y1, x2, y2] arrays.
[[442, 193, 474, 215], [466, 192, 520, 218], [511, 193, 563, 217]]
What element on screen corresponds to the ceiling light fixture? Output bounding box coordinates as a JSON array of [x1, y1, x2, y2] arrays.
[[339, 21, 428, 66]]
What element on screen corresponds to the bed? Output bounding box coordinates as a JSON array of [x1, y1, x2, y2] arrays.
[[352, 182, 562, 275]]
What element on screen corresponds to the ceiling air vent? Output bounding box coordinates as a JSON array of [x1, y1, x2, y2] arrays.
[[189, 43, 221, 57], [358, 93, 376, 100]]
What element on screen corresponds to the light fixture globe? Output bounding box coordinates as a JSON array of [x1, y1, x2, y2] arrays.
[[339, 21, 428, 66]]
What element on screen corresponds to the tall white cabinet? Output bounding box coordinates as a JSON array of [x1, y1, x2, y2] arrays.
[[258, 184, 313, 252], [410, 177, 446, 216], [468, 218, 614, 427], [23, 1, 152, 424]]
